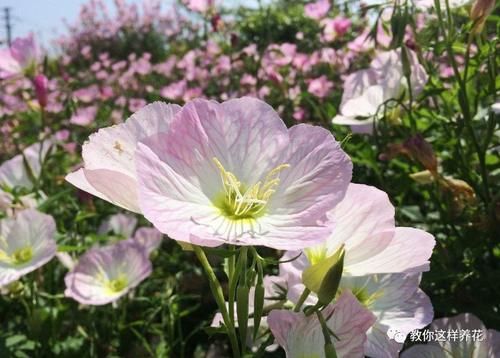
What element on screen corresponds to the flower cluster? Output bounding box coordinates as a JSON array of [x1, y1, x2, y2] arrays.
[[0, 0, 498, 356]]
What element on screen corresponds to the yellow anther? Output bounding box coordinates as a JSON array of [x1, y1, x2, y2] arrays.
[[212, 157, 290, 219]]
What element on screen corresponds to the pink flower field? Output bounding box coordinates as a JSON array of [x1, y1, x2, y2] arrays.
[[0, 0, 498, 357]]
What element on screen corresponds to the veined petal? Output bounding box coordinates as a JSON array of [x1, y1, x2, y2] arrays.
[[64, 240, 152, 305], [132, 227, 163, 255], [98, 213, 138, 238], [136, 98, 348, 249], [0, 210, 56, 286], [340, 69, 378, 108], [66, 102, 180, 212], [326, 183, 395, 255], [347, 227, 435, 275], [400, 344, 447, 357], [341, 85, 386, 118], [0, 141, 52, 190], [269, 124, 352, 224], [268, 291, 376, 358]]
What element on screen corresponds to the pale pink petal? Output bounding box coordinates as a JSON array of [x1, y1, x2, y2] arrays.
[[269, 124, 352, 224], [64, 241, 152, 305], [430, 313, 490, 357], [400, 344, 447, 357], [84, 169, 141, 213], [137, 98, 346, 249], [66, 102, 180, 212], [0, 210, 57, 286], [347, 227, 435, 275], [98, 213, 138, 238], [268, 291, 376, 357], [327, 183, 395, 253], [0, 141, 52, 189], [133, 227, 163, 255], [340, 69, 378, 108]]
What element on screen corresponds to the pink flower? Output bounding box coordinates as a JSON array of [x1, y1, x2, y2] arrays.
[[333, 49, 428, 133], [0, 210, 56, 286], [268, 291, 376, 357], [73, 85, 100, 103], [293, 108, 306, 121], [401, 314, 500, 357], [322, 17, 352, 41], [0, 141, 52, 190], [184, 0, 213, 13], [70, 106, 98, 127], [0, 33, 39, 78], [135, 97, 352, 249], [160, 80, 187, 100], [240, 74, 257, 86], [66, 103, 181, 213], [33, 74, 48, 108], [279, 184, 436, 355], [98, 213, 163, 255], [281, 184, 435, 278], [129, 98, 147, 112], [304, 0, 330, 20], [307, 75, 333, 99], [64, 240, 152, 305]]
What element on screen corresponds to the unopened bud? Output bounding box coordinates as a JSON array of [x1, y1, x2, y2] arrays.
[[404, 134, 438, 173], [470, 0, 495, 33], [33, 74, 48, 109]]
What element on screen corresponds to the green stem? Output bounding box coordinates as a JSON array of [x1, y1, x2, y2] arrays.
[[293, 287, 311, 312], [193, 245, 240, 358]]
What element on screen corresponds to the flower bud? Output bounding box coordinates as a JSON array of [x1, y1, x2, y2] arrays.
[[302, 245, 344, 305], [410, 170, 435, 184], [404, 134, 438, 173], [33, 74, 48, 109], [470, 0, 495, 33]]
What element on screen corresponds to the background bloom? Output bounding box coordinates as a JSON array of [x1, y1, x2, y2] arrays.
[[64, 240, 152, 305], [0, 210, 56, 286], [332, 49, 428, 133]]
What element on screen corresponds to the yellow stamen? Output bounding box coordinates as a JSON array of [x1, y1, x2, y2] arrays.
[[0, 245, 33, 265], [213, 157, 290, 219]]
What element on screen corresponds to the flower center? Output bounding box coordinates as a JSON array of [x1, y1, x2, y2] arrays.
[[105, 274, 128, 293], [305, 246, 328, 265], [338, 286, 383, 309], [212, 157, 289, 220], [0, 246, 33, 265]]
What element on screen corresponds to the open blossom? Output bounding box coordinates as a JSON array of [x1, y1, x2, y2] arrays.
[[66, 102, 181, 213], [279, 184, 435, 355], [268, 291, 376, 357], [0, 210, 56, 286], [304, 0, 330, 20], [135, 97, 352, 249], [280, 184, 435, 278], [322, 17, 352, 41], [70, 106, 98, 126], [0, 141, 52, 191], [333, 49, 428, 134], [401, 313, 500, 357], [64, 240, 152, 305], [287, 273, 434, 357], [98, 213, 163, 255], [0, 33, 39, 78], [184, 0, 213, 13], [308, 75, 334, 99]]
